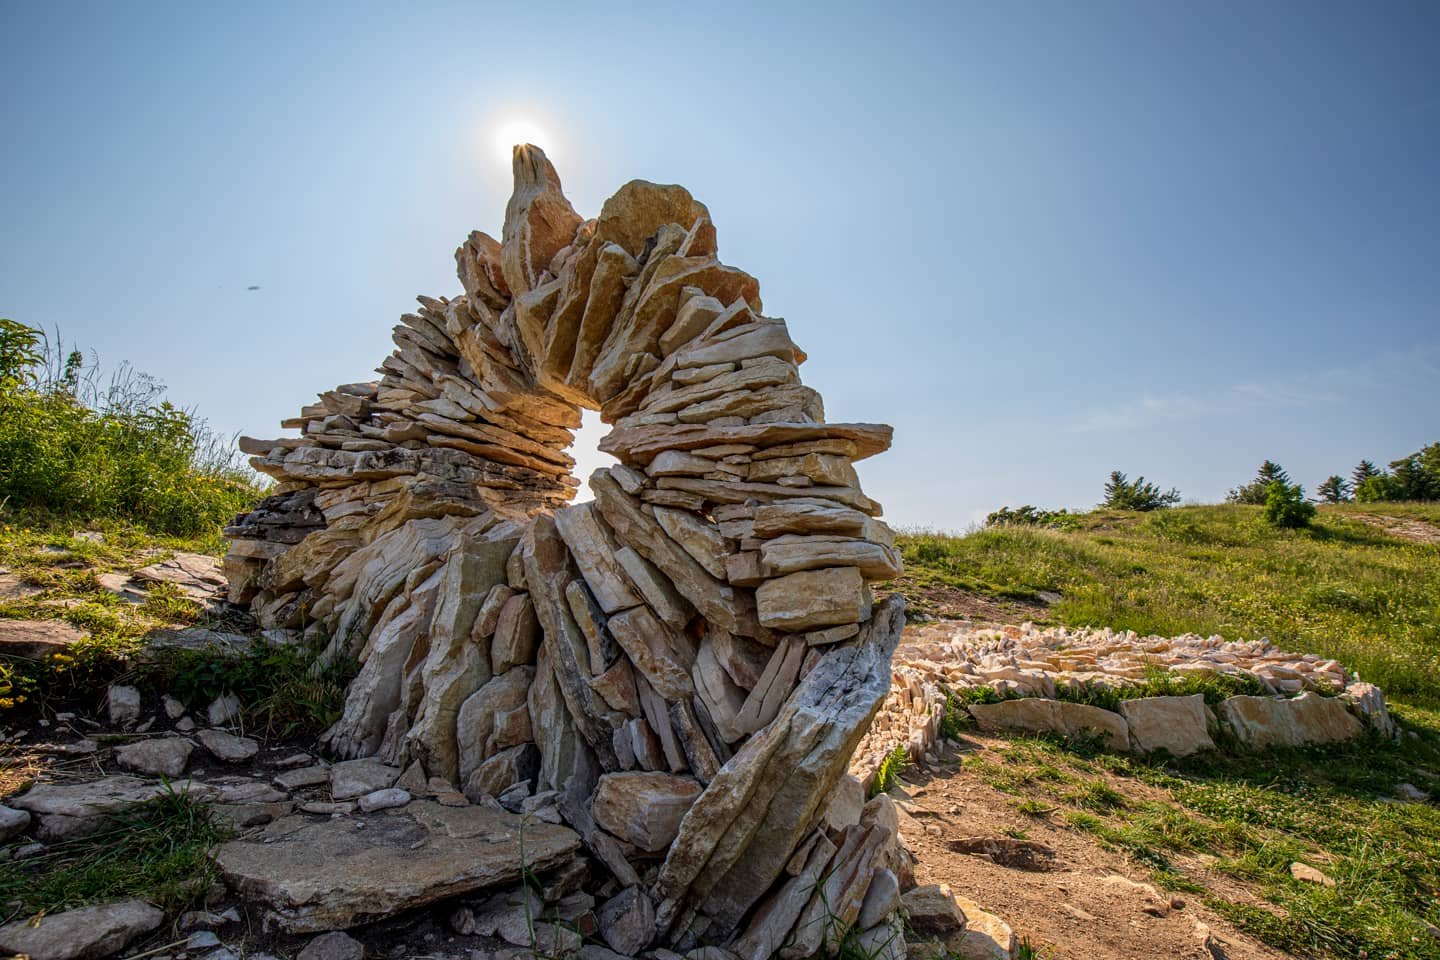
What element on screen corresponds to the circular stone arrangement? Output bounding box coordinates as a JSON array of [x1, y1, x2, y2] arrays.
[[854, 622, 1395, 778], [224, 146, 908, 953]]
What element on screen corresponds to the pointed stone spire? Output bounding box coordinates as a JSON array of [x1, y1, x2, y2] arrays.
[[501, 144, 582, 299]]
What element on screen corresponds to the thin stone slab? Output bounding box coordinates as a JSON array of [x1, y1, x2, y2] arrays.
[[11, 776, 217, 839], [0, 619, 87, 660], [1118, 695, 1215, 757], [968, 698, 1130, 751], [1219, 692, 1362, 749], [132, 551, 228, 602], [600, 422, 892, 466], [0, 898, 163, 960], [213, 800, 581, 933]]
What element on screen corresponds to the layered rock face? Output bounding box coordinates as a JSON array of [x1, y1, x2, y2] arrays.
[[224, 146, 904, 953]]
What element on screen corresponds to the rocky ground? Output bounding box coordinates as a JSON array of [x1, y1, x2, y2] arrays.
[[2, 658, 1367, 960], [2, 538, 1437, 960]]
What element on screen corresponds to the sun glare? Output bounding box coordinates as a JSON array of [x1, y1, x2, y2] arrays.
[[492, 118, 553, 166]]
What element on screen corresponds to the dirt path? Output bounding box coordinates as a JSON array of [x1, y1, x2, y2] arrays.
[[1348, 513, 1440, 545], [881, 583, 1052, 626], [896, 737, 1289, 960]]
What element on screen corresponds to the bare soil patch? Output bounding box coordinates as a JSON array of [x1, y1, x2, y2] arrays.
[[894, 737, 1291, 960], [880, 583, 1051, 626]]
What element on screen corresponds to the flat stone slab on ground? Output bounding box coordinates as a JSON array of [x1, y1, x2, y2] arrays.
[[329, 758, 400, 800], [0, 898, 163, 960], [0, 572, 44, 601], [275, 765, 331, 791], [0, 805, 31, 842], [10, 776, 217, 838], [197, 728, 260, 762], [0, 619, 87, 660], [132, 552, 227, 601], [141, 626, 258, 657], [213, 799, 582, 932], [115, 737, 194, 777]]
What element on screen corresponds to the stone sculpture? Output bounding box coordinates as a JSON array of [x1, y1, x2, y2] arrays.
[[224, 145, 906, 953]]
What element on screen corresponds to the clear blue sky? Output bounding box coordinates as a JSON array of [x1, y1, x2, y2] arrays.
[[3, 1, 1437, 529]]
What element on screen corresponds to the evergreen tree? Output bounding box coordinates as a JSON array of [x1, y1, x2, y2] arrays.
[[1228, 460, 1293, 505], [1257, 460, 1290, 485], [1419, 443, 1440, 486], [1389, 455, 1439, 502], [1351, 459, 1379, 491], [1316, 475, 1350, 504], [1102, 471, 1181, 511], [1355, 474, 1398, 503]]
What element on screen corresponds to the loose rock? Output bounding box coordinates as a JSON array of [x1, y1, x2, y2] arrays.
[[106, 684, 141, 725], [114, 737, 194, 778], [197, 728, 260, 763], [297, 931, 366, 960], [0, 898, 163, 960]]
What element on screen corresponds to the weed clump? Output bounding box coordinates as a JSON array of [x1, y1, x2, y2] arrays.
[[0, 788, 231, 921], [870, 744, 910, 797], [136, 636, 356, 738], [0, 319, 264, 536]]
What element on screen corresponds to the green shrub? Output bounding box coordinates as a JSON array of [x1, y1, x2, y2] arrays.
[[1102, 471, 1180, 511], [136, 636, 356, 738], [1263, 481, 1316, 529], [1354, 474, 1398, 503], [0, 320, 265, 535], [985, 505, 1077, 529]]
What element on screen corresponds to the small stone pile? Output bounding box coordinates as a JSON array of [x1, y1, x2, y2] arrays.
[[852, 622, 1394, 781], [219, 145, 910, 955]]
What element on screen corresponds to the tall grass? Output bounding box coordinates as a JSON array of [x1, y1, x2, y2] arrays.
[[0, 320, 264, 535]]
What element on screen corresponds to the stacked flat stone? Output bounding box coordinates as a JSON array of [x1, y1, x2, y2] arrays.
[[851, 621, 1393, 785], [223, 145, 908, 956], [898, 622, 1354, 697]]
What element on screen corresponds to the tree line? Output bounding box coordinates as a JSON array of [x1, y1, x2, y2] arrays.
[[987, 440, 1436, 533]]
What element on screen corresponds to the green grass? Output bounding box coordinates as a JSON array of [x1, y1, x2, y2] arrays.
[[0, 788, 232, 922], [894, 503, 1440, 707], [967, 729, 1440, 960], [871, 744, 911, 797], [0, 319, 265, 537], [137, 637, 357, 738]]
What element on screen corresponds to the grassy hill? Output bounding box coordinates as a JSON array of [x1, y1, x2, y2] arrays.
[[891, 502, 1440, 711]]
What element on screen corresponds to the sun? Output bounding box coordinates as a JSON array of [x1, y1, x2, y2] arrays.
[[492, 118, 553, 166]]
